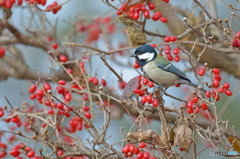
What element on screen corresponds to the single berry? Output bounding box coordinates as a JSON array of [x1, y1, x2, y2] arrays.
[[139, 142, 146, 148], [198, 68, 205, 76], [59, 55, 67, 63], [52, 43, 58, 49], [201, 102, 207, 110]]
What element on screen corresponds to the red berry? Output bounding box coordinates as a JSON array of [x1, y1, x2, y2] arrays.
[[198, 68, 205, 76], [147, 2, 155, 10], [64, 93, 72, 101], [57, 150, 64, 156], [119, 81, 127, 89], [187, 107, 193, 114], [144, 10, 150, 18], [48, 109, 54, 115], [57, 103, 64, 110], [233, 38, 238, 47], [52, 43, 58, 49], [134, 147, 140, 154], [195, 105, 199, 114], [152, 12, 161, 21], [137, 152, 144, 159], [201, 102, 207, 110], [151, 43, 156, 48], [10, 149, 20, 157], [174, 55, 180, 62], [141, 96, 147, 104], [214, 74, 221, 81], [139, 142, 146, 148], [83, 106, 90, 111], [36, 89, 44, 99], [134, 89, 141, 94], [143, 78, 148, 85], [170, 36, 176, 42], [148, 81, 154, 88], [58, 80, 66, 85], [134, 60, 140, 69], [179, 148, 184, 151], [144, 152, 150, 158], [192, 97, 199, 103], [167, 54, 173, 61], [66, 68, 72, 74], [27, 150, 35, 158], [89, 77, 95, 82], [173, 48, 179, 55], [0, 143, 7, 149], [130, 144, 135, 152], [213, 79, 220, 88], [43, 82, 51, 92], [59, 55, 67, 63], [83, 93, 88, 101], [0, 47, 5, 58], [101, 79, 106, 86], [0, 110, 4, 118], [223, 83, 230, 89], [225, 89, 232, 96], [30, 94, 36, 100], [29, 84, 37, 93], [146, 95, 152, 104], [175, 83, 180, 87], [187, 101, 193, 108], [18, 0, 23, 5], [152, 98, 158, 107], [218, 87, 223, 93], [85, 112, 91, 119], [164, 36, 170, 42], [160, 17, 168, 23], [205, 91, 211, 98], [80, 62, 84, 69], [93, 78, 99, 85], [165, 49, 170, 55], [212, 68, 220, 74], [133, 12, 140, 20]]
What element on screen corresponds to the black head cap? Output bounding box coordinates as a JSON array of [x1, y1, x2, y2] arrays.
[[134, 44, 157, 55]]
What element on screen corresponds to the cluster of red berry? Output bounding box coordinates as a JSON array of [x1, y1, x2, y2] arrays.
[[77, 16, 115, 44], [184, 67, 233, 115], [162, 36, 180, 62], [0, 142, 7, 158], [0, 0, 23, 9], [10, 143, 37, 158], [131, 76, 158, 107], [0, 0, 62, 14], [232, 31, 240, 48], [116, 1, 168, 24], [122, 142, 156, 159], [69, 116, 89, 132], [198, 67, 232, 101]]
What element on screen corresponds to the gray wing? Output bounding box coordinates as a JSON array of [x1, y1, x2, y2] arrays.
[[157, 63, 191, 82]]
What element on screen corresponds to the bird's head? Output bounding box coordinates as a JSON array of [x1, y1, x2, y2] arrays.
[[130, 44, 157, 67]]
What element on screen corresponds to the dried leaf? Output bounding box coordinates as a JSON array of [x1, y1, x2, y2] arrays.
[[122, 76, 139, 100], [227, 136, 240, 153], [174, 124, 192, 153]]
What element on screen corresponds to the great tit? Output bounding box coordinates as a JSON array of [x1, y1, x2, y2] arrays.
[[131, 44, 205, 92]]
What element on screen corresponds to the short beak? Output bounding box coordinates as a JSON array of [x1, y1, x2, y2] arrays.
[[130, 54, 136, 57]]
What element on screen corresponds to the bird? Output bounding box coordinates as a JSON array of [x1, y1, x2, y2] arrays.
[[130, 44, 205, 93]]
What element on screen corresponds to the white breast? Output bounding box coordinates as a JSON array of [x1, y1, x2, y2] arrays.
[[143, 62, 179, 87]]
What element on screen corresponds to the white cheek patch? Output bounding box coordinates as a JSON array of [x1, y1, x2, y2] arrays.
[[137, 52, 154, 62]]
